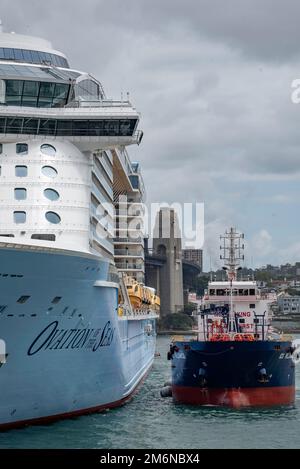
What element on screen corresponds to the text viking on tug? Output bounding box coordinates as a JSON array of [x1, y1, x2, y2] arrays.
[[168, 228, 300, 407]]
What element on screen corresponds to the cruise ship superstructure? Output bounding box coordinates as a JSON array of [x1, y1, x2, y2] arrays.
[[0, 27, 158, 428]]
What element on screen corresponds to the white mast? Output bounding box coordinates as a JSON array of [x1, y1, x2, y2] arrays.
[[0, 20, 3, 33], [220, 227, 244, 280], [220, 228, 245, 333]]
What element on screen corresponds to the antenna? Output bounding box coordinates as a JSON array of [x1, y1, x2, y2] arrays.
[[220, 227, 245, 281], [219, 227, 245, 333]]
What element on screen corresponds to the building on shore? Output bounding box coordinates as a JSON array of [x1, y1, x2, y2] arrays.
[[182, 248, 203, 271], [277, 293, 300, 315]]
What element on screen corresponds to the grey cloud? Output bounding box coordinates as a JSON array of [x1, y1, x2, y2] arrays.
[[91, 0, 300, 63], [3, 0, 300, 63], [1, 0, 300, 267]]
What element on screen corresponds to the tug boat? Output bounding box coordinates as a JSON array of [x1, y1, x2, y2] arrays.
[[168, 228, 300, 407]]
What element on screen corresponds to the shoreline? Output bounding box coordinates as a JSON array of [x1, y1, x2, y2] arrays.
[[157, 328, 300, 335], [157, 330, 197, 336]]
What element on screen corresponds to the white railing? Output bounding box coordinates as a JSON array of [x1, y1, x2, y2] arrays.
[[118, 147, 134, 177], [133, 130, 143, 145], [119, 308, 159, 319], [116, 262, 144, 270], [115, 210, 144, 218], [114, 237, 143, 244], [114, 249, 143, 256], [65, 99, 133, 108], [116, 201, 144, 207], [206, 295, 258, 301]]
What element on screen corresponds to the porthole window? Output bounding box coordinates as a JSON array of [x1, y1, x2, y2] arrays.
[[40, 144, 56, 156], [52, 296, 62, 304], [41, 166, 57, 178], [14, 211, 26, 224], [14, 188, 27, 200], [15, 165, 28, 177], [44, 188, 59, 201], [16, 143, 28, 155], [17, 295, 30, 304], [45, 211, 61, 224]]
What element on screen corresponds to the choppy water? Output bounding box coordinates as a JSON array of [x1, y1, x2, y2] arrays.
[[0, 335, 300, 449]]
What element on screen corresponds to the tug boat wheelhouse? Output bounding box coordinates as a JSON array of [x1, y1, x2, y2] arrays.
[[169, 228, 299, 407]]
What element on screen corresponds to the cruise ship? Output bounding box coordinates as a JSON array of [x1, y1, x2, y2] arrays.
[[0, 25, 158, 429]]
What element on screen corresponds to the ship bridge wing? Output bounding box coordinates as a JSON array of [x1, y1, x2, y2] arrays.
[[0, 63, 80, 82]]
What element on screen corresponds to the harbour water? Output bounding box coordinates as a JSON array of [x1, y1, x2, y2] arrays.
[[0, 335, 300, 449]]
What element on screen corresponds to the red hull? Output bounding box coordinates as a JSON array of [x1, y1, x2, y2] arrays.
[[172, 385, 295, 408]]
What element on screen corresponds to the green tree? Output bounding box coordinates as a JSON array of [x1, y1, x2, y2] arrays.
[[254, 271, 272, 283], [194, 275, 210, 295], [158, 313, 195, 331], [286, 288, 300, 296], [181, 303, 197, 316]]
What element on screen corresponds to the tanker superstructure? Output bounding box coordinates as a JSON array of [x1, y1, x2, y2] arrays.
[[0, 26, 158, 429]]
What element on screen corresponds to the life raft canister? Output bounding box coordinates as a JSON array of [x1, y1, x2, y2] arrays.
[[234, 333, 254, 341], [234, 334, 243, 341], [243, 333, 254, 341], [210, 333, 230, 342]]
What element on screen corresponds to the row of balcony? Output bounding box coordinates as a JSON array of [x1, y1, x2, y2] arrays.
[[115, 262, 144, 271], [114, 237, 144, 244], [114, 248, 144, 257], [115, 210, 144, 217]]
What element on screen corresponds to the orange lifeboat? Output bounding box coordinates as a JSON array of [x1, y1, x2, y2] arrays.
[[234, 334, 244, 341], [210, 333, 230, 342], [234, 333, 254, 341], [221, 334, 230, 341], [210, 334, 222, 342], [243, 334, 254, 341]]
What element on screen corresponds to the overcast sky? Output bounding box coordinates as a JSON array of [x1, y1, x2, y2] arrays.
[[2, 0, 300, 269]]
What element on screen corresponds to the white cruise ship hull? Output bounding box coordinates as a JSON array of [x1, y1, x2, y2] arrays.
[[0, 246, 156, 429]]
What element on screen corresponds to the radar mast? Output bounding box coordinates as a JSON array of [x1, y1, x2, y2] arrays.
[[220, 227, 244, 281]]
